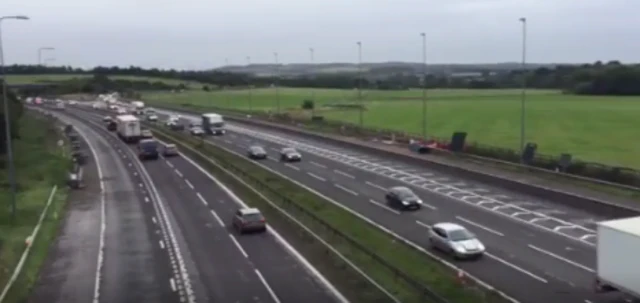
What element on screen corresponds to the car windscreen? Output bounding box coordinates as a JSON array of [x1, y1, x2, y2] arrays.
[[251, 147, 265, 153], [140, 140, 158, 149], [448, 229, 475, 241], [395, 188, 417, 200], [283, 148, 296, 153], [242, 213, 264, 222]]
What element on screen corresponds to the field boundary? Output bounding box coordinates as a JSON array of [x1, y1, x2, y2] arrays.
[[152, 105, 640, 218], [0, 186, 58, 303]]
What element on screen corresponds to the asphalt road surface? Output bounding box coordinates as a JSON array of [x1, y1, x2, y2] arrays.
[[68, 107, 346, 303], [30, 110, 179, 303], [146, 108, 638, 303]]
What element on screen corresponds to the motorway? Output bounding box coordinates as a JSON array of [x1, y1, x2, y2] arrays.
[[63, 107, 346, 303], [139, 107, 638, 303]]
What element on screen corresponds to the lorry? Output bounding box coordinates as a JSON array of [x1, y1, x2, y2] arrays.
[[201, 113, 225, 135], [595, 217, 640, 299], [115, 114, 141, 143], [137, 139, 159, 160], [131, 101, 145, 115]]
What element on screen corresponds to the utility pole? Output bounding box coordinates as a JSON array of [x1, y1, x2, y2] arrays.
[[225, 58, 230, 108], [1, 15, 30, 223], [309, 47, 315, 117], [420, 32, 427, 140], [519, 17, 527, 159], [356, 41, 363, 128], [246, 56, 253, 112], [274, 52, 280, 114], [37, 47, 54, 65]]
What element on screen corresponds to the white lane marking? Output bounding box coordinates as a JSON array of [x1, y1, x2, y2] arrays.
[[307, 172, 326, 182], [366, 181, 386, 191], [270, 147, 279, 152], [254, 269, 282, 303], [152, 217, 157, 224], [173, 145, 349, 303], [285, 163, 300, 171], [527, 244, 595, 273], [415, 220, 432, 229], [456, 216, 505, 237], [334, 184, 358, 196], [166, 161, 174, 168], [169, 278, 176, 292], [138, 183, 143, 188], [133, 171, 138, 176], [196, 193, 208, 206], [229, 235, 249, 258], [159, 240, 165, 249], [184, 179, 194, 189], [485, 253, 548, 283], [368, 199, 400, 215], [128, 162, 132, 167], [333, 169, 355, 179], [210, 210, 225, 227], [144, 197, 149, 203], [311, 161, 326, 168], [224, 139, 232, 144], [174, 169, 183, 178]]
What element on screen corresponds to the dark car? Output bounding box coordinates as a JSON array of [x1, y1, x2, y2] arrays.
[[280, 147, 301, 162], [385, 186, 423, 210], [168, 121, 185, 131], [232, 208, 267, 234], [106, 121, 117, 131], [138, 139, 159, 160], [163, 144, 179, 157], [247, 145, 267, 160], [103, 116, 113, 123]]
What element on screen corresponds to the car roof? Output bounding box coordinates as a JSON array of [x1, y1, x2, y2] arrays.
[[249, 145, 264, 149], [433, 222, 466, 232], [238, 208, 261, 215], [282, 147, 296, 151], [165, 143, 176, 147], [390, 186, 412, 192]]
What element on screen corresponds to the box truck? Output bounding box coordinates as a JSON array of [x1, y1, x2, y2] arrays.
[[595, 217, 640, 299], [201, 113, 225, 135], [116, 115, 141, 143]]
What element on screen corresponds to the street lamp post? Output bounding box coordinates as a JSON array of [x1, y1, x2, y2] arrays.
[[309, 47, 315, 117], [246, 56, 252, 112], [0, 15, 30, 222], [44, 58, 55, 66], [225, 58, 230, 108], [519, 17, 527, 159], [356, 41, 363, 128], [38, 47, 54, 65], [420, 32, 427, 140], [274, 52, 280, 114]]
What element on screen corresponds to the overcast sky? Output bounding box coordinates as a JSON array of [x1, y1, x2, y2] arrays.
[[1, 0, 637, 70]]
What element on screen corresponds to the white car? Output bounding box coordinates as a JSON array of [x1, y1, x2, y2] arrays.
[[116, 108, 127, 115], [428, 222, 485, 259], [147, 115, 158, 122]]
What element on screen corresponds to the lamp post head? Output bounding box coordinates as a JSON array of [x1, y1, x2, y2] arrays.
[[1, 15, 30, 21], [420, 32, 426, 37], [519, 17, 526, 22]]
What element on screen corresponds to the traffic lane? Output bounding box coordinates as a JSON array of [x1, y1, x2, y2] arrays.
[[163, 154, 343, 302], [137, 156, 279, 303], [220, 130, 598, 266], [66, 111, 179, 303], [29, 122, 101, 303], [206, 135, 607, 301]]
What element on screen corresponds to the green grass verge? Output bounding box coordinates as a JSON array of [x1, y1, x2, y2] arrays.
[[0, 112, 71, 302], [142, 87, 640, 169], [146, 123, 507, 303], [6, 74, 204, 88]]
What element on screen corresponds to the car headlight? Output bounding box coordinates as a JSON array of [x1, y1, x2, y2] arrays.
[[416, 199, 423, 204], [477, 243, 485, 251], [401, 201, 409, 205]]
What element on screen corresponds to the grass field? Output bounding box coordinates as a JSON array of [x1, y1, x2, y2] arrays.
[[5, 74, 203, 87], [143, 87, 640, 169], [0, 113, 70, 302]]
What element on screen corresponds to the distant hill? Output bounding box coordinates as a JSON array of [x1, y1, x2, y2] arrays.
[[215, 62, 564, 77]]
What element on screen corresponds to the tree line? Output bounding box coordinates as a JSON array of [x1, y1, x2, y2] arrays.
[[5, 60, 640, 95]]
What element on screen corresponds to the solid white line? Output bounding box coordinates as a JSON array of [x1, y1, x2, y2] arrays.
[[159, 240, 165, 249], [184, 179, 194, 189], [527, 244, 595, 273], [285, 163, 300, 171], [334, 169, 355, 179], [307, 172, 326, 182], [210, 210, 225, 228], [254, 269, 282, 303], [169, 278, 177, 292], [334, 184, 358, 196], [174, 169, 183, 178], [311, 161, 326, 168], [229, 235, 249, 258], [368, 199, 400, 215], [455, 216, 505, 237], [152, 217, 157, 224], [415, 220, 431, 229], [196, 193, 208, 206], [365, 181, 386, 191], [485, 253, 548, 283]]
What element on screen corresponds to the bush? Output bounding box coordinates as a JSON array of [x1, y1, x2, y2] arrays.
[[301, 99, 314, 110]]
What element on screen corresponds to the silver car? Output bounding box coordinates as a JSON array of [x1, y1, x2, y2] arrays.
[[428, 223, 485, 259]]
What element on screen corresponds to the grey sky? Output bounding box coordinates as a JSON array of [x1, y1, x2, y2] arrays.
[[2, 0, 638, 70]]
